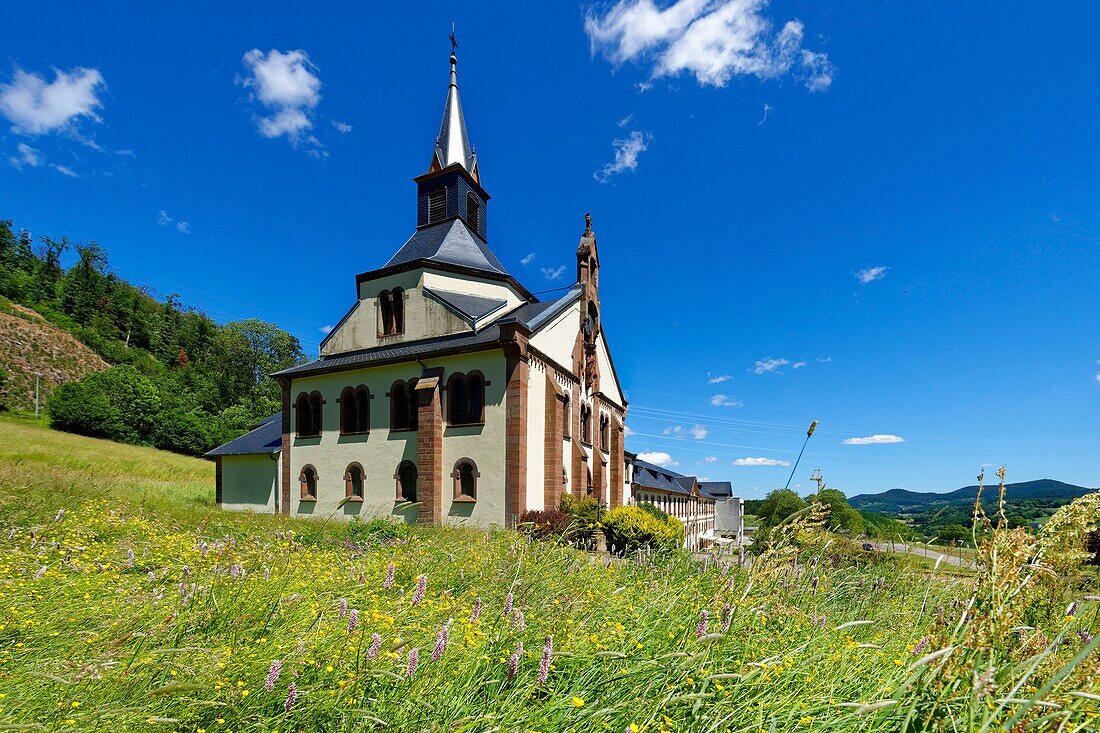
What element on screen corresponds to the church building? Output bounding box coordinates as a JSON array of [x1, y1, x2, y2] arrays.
[[207, 49, 628, 528]]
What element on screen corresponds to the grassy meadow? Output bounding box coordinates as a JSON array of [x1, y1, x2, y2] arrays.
[[0, 415, 1097, 732]]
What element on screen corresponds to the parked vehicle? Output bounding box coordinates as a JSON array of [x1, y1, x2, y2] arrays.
[[861, 543, 874, 551]]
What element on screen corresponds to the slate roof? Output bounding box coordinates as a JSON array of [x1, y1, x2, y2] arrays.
[[631, 459, 732, 501], [205, 413, 281, 457], [385, 219, 508, 276], [423, 287, 507, 324], [699, 481, 733, 499], [272, 286, 582, 379]]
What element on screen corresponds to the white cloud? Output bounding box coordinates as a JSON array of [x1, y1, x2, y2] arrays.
[[842, 434, 905, 445], [541, 265, 567, 281], [703, 456, 718, 463], [617, 113, 634, 127], [624, 425, 635, 436], [637, 451, 678, 467], [753, 357, 788, 375], [331, 119, 352, 133], [175, 221, 190, 234], [817, 356, 832, 363], [595, 130, 652, 182], [733, 456, 790, 466], [758, 102, 772, 125], [521, 252, 536, 265], [0, 67, 105, 135], [51, 164, 77, 177], [710, 393, 742, 408], [320, 324, 334, 335], [157, 210, 173, 226], [708, 374, 731, 383], [690, 424, 708, 440], [662, 425, 684, 435], [9, 142, 41, 169], [856, 266, 888, 284], [1094, 372, 1099, 385], [584, 0, 835, 91], [158, 210, 189, 233], [238, 49, 323, 148], [791, 361, 806, 369]]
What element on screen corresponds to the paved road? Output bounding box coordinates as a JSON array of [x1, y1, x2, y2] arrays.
[[868, 541, 975, 568]]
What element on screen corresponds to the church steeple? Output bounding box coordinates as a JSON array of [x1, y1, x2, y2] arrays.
[[415, 40, 490, 240], [430, 50, 479, 181]]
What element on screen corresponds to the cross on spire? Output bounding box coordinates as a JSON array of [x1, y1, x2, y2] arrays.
[[449, 25, 459, 54]]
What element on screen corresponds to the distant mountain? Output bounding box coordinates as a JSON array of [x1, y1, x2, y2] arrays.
[[849, 479, 1095, 514]]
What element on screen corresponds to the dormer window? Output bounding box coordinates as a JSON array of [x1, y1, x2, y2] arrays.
[[466, 192, 480, 232], [428, 187, 447, 223]]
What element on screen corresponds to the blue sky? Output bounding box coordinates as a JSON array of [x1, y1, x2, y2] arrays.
[[2, 2, 1098, 498]]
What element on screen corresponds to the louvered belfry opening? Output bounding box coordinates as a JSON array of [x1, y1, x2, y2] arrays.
[[428, 187, 447, 224]]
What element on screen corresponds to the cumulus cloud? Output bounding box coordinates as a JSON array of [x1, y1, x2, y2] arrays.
[[663, 425, 684, 435], [624, 425, 635, 436], [690, 424, 708, 440], [753, 357, 788, 375], [521, 252, 536, 265], [791, 361, 806, 369], [584, 0, 835, 91], [541, 265, 567, 281], [238, 49, 323, 149], [842, 434, 905, 445], [52, 164, 77, 177], [856, 266, 888, 284], [710, 394, 742, 408], [331, 119, 352, 133], [9, 142, 41, 169], [320, 324, 334, 334], [637, 451, 678, 467], [708, 374, 731, 383], [0, 66, 105, 135], [733, 456, 790, 466], [595, 130, 652, 182], [158, 210, 189, 233], [703, 456, 718, 463]]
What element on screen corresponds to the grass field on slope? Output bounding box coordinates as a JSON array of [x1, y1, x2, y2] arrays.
[[0, 415, 1096, 732]]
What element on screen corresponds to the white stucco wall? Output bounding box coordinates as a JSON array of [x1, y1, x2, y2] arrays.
[[529, 301, 581, 367], [287, 349, 510, 527], [525, 358, 547, 511], [220, 454, 278, 513], [595, 332, 625, 408]]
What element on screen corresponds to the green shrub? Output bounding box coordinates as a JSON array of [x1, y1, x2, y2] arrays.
[[601, 505, 684, 555], [518, 509, 574, 541], [48, 380, 124, 439], [152, 407, 220, 456], [636, 501, 669, 521]]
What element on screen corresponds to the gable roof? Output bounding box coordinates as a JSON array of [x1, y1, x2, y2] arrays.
[[272, 285, 583, 379], [205, 413, 281, 457], [699, 481, 733, 499], [384, 219, 508, 276]]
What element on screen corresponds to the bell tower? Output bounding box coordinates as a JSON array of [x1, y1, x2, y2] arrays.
[[576, 213, 601, 392]]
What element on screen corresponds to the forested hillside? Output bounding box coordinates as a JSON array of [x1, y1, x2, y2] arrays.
[[0, 218, 304, 455]]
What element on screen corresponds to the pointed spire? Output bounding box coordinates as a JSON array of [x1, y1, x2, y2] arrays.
[[432, 46, 478, 181]]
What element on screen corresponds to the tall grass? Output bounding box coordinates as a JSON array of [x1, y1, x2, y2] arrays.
[[0, 416, 1096, 731]]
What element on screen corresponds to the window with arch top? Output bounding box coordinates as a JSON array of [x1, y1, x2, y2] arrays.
[[580, 403, 592, 444], [378, 289, 405, 336], [295, 391, 323, 437], [451, 458, 479, 501], [340, 385, 371, 434], [300, 465, 318, 500], [395, 460, 418, 502], [344, 463, 365, 500], [390, 379, 418, 431], [599, 414, 610, 451], [447, 371, 485, 426], [428, 186, 447, 224]]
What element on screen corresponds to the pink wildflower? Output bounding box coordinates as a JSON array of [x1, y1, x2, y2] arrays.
[[406, 647, 420, 677], [347, 608, 358, 633], [383, 562, 396, 589], [431, 619, 452, 662], [508, 640, 523, 680], [338, 598, 348, 618], [537, 635, 553, 687], [265, 659, 282, 692], [696, 609, 709, 639], [367, 633, 382, 660], [411, 574, 426, 605], [470, 597, 482, 623], [504, 591, 513, 615], [284, 681, 296, 713]]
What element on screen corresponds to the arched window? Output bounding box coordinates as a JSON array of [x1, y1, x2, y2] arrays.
[[396, 461, 418, 502], [379, 290, 394, 336], [451, 458, 479, 501], [391, 287, 405, 334], [561, 394, 571, 438], [447, 371, 486, 426], [300, 465, 318, 500], [580, 404, 592, 444], [296, 392, 322, 437], [599, 414, 610, 451], [466, 192, 480, 232], [340, 385, 371, 434], [428, 187, 447, 224], [391, 381, 409, 430], [585, 465, 593, 494], [344, 463, 365, 500]]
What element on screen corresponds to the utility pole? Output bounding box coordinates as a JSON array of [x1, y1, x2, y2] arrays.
[[34, 373, 41, 419]]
